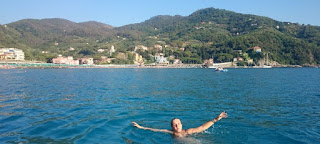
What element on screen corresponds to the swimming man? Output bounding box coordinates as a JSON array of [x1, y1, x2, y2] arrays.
[[132, 111, 227, 137]]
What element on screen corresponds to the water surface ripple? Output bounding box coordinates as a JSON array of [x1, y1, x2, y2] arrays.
[[0, 68, 319, 143]]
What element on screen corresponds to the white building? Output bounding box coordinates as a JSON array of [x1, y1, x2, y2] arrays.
[[173, 59, 182, 64], [154, 53, 168, 65], [110, 45, 115, 56], [0, 48, 25, 60]]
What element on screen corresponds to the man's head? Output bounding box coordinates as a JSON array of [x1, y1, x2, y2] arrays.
[[171, 118, 183, 132]]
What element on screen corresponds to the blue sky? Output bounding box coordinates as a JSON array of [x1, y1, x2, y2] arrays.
[[0, 0, 319, 27]]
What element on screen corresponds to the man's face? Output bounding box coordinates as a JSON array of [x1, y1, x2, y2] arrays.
[[171, 119, 183, 132]]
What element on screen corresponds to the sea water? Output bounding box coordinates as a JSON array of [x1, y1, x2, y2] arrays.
[[0, 68, 319, 143]]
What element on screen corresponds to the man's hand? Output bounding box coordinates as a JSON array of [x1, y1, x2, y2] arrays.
[[132, 122, 143, 129], [218, 111, 227, 120]]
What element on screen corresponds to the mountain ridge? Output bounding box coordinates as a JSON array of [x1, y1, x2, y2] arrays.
[[1, 7, 319, 65]]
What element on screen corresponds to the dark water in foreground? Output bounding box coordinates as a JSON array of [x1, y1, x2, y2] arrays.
[[0, 68, 319, 144]]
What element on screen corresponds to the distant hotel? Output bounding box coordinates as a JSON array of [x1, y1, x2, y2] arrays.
[[0, 48, 25, 61]]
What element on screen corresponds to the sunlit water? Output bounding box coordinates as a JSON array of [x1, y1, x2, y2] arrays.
[[0, 68, 319, 143]]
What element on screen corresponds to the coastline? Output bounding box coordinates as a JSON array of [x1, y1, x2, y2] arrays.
[[1, 63, 318, 70], [0, 63, 203, 69], [1, 60, 319, 69]]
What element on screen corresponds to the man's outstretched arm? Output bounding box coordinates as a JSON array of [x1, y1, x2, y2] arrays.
[[186, 111, 227, 134], [132, 122, 173, 134]]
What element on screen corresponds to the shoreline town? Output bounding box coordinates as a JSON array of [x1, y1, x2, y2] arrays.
[[0, 48, 318, 69], [0, 60, 312, 69]]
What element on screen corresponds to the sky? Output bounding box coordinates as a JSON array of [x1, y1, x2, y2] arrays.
[[0, 0, 319, 27]]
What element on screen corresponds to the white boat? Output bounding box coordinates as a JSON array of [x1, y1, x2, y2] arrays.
[[216, 69, 228, 72], [215, 67, 228, 72], [262, 52, 272, 68]]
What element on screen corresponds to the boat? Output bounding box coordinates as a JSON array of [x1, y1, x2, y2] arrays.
[[252, 52, 272, 68], [263, 52, 272, 68], [215, 67, 228, 72]]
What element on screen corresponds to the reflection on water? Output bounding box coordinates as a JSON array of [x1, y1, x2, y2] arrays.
[[0, 68, 320, 143]]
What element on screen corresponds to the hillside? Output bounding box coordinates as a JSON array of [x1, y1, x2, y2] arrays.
[[0, 7, 320, 65]]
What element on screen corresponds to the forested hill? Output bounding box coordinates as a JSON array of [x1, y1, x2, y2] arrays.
[[1, 8, 320, 65]]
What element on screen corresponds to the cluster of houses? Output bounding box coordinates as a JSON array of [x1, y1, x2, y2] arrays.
[[203, 46, 263, 67], [1, 44, 264, 66], [52, 53, 174, 66], [0, 48, 24, 61], [52, 55, 94, 65], [0, 48, 25, 61], [52, 45, 263, 66], [50, 44, 184, 65], [52, 45, 116, 65]]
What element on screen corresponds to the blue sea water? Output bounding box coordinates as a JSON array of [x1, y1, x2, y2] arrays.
[[0, 68, 319, 144]]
